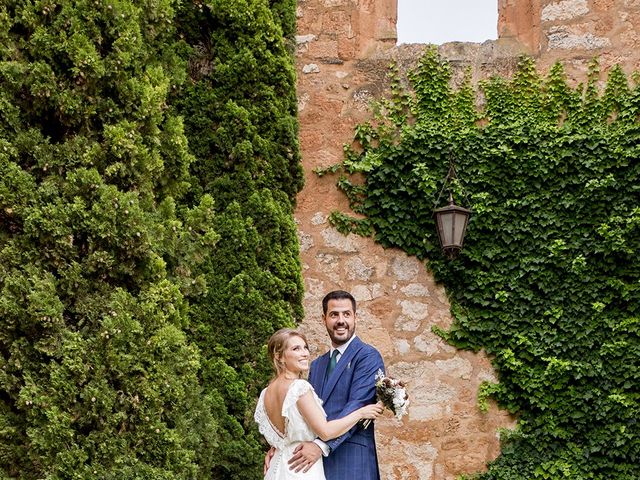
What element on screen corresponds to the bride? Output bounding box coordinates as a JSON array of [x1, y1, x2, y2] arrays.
[[254, 328, 383, 479]]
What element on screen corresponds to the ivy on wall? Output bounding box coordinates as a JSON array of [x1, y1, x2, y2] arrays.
[[326, 47, 639, 479]]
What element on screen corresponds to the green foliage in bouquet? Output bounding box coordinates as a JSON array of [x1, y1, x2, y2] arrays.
[[325, 47, 640, 479], [171, 0, 304, 477]]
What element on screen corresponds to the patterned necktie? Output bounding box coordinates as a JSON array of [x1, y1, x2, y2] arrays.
[[325, 350, 339, 378]]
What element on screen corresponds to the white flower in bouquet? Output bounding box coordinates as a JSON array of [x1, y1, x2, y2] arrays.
[[363, 369, 409, 428]]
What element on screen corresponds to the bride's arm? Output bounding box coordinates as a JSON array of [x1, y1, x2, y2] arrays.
[[296, 391, 381, 441]]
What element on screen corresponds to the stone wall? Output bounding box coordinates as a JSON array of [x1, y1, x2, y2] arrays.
[[499, 0, 640, 77], [294, 0, 639, 478]]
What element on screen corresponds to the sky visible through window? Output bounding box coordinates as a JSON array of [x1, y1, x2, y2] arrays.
[[397, 0, 498, 45]]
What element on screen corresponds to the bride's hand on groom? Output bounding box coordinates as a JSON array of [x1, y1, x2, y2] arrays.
[[359, 401, 384, 420], [288, 441, 322, 473]]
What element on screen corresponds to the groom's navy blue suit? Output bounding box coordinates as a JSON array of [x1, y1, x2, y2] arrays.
[[308, 336, 384, 479]]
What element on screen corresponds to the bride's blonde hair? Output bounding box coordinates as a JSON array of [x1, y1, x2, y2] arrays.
[[267, 328, 309, 378]]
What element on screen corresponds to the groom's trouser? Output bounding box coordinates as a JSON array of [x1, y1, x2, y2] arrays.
[[323, 438, 380, 480]]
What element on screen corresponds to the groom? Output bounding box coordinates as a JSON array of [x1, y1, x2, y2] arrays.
[[288, 290, 384, 479]]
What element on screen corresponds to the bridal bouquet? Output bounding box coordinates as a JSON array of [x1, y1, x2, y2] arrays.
[[363, 369, 409, 428]]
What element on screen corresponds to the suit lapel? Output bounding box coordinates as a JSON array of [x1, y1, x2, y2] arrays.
[[321, 337, 363, 401], [312, 351, 330, 395]]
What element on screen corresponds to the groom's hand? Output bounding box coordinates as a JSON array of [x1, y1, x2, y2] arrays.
[[264, 447, 275, 475], [288, 441, 322, 473]]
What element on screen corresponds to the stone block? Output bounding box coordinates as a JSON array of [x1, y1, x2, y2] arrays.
[[374, 16, 397, 42], [443, 438, 494, 473], [400, 283, 430, 297], [298, 230, 314, 252], [297, 92, 310, 112], [434, 357, 473, 380], [320, 227, 360, 252], [413, 334, 438, 356], [308, 39, 340, 59], [593, 0, 616, 11], [346, 256, 375, 280], [395, 338, 411, 355], [338, 37, 357, 60], [304, 278, 325, 302], [541, 0, 589, 22], [546, 25, 611, 49], [351, 283, 383, 301], [296, 34, 317, 45], [399, 299, 428, 321], [311, 211, 327, 225], [323, 10, 350, 35], [394, 315, 421, 332], [378, 438, 437, 480], [323, 0, 347, 6], [314, 252, 340, 282], [390, 255, 421, 280], [433, 284, 449, 305], [409, 381, 457, 421], [302, 63, 320, 74], [413, 332, 456, 356]]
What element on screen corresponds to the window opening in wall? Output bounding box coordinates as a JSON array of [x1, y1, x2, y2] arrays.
[[397, 0, 498, 45]]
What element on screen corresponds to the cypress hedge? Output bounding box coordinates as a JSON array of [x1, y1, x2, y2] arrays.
[[0, 0, 303, 478], [173, 0, 304, 476]]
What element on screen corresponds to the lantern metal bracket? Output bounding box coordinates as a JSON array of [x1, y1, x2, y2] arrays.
[[434, 156, 471, 210]]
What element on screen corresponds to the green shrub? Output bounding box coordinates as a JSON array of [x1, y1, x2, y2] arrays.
[[0, 0, 219, 477], [172, 0, 304, 477], [0, 0, 303, 476]]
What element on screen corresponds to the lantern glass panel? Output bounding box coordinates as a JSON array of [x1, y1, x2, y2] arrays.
[[452, 211, 468, 246], [439, 212, 454, 246]]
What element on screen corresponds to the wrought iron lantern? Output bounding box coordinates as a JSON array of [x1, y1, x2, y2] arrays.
[[433, 192, 471, 258], [433, 159, 471, 258]]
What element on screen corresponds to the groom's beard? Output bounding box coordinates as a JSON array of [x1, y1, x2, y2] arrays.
[[329, 322, 353, 345]]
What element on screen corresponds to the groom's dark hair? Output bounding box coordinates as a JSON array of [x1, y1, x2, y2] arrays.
[[322, 290, 356, 315]]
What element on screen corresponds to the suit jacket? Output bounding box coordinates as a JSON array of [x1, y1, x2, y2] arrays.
[[308, 336, 384, 480]]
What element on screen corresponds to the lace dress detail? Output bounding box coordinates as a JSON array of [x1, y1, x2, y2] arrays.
[[254, 379, 326, 479]]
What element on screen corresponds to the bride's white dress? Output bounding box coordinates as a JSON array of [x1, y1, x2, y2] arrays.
[[254, 379, 326, 480]]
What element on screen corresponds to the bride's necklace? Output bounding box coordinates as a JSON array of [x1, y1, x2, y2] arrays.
[[283, 374, 299, 380]]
